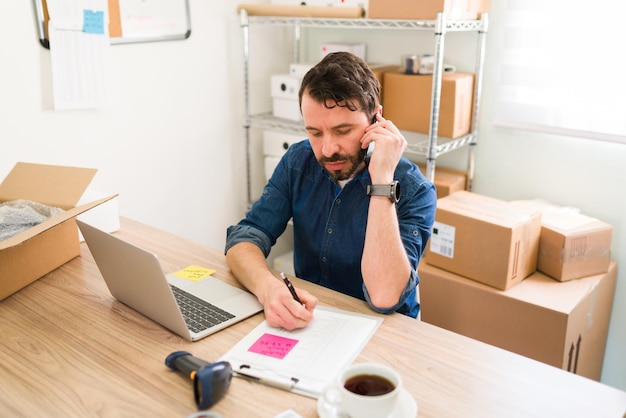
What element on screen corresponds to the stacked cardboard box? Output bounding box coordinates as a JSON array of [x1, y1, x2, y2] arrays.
[[368, 0, 489, 20], [512, 201, 613, 282], [382, 72, 474, 139], [419, 261, 616, 381], [424, 191, 542, 290], [419, 191, 616, 380], [418, 164, 466, 199]]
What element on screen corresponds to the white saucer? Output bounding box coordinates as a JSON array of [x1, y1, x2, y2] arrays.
[[317, 388, 417, 418]]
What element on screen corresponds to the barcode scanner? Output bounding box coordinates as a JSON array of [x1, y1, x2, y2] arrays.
[[165, 351, 232, 410]]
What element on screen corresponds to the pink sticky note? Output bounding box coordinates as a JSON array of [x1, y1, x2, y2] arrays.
[[248, 333, 299, 359]]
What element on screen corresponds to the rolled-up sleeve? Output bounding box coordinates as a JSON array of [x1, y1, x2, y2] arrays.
[[362, 269, 419, 316], [225, 224, 273, 257]]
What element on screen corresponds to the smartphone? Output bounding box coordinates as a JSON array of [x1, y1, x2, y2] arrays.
[[364, 142, 375, 166], [364, 114, 378, 166]]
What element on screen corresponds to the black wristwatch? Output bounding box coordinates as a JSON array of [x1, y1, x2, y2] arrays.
[[366, 180, 401, 204]]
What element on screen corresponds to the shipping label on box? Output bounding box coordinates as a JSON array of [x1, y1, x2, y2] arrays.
[[425, 191, 542, 290], [383, 72, 474, 139], [429, 221, 455, 258], [419, 261, 617, 381]]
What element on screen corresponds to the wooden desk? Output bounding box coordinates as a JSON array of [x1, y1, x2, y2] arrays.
[[1, 218, 625, 418]]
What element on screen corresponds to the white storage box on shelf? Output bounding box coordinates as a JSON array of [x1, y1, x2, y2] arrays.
[[270, 74, 302, 121], [263, 130, 304, 181]]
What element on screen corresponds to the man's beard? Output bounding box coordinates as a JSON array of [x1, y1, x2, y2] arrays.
[[319, 148, 367, 181]]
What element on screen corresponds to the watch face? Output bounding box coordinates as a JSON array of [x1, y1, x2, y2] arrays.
[[391, 181, 400, 203]]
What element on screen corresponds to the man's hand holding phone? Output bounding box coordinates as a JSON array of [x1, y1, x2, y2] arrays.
[[362, 112, 407, 183]]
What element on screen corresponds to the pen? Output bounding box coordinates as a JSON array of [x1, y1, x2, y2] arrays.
[[280, 272, 303, 305], [233, 367, 299, 392]]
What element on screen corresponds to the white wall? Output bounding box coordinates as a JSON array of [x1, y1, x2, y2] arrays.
[[1, 1, 623, 391], [477, 1, 626, 391], [1, 1, 247, 251]]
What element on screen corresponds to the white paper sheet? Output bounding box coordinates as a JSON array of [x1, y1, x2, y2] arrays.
[[220, 306, 383, 398], [47, 0, 110, 110]]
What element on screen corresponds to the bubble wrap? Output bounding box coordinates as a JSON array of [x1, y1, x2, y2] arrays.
[[0, 199, 65, 242]]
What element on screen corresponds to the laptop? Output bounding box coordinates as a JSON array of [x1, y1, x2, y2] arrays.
[[77, 220, 263, 341]]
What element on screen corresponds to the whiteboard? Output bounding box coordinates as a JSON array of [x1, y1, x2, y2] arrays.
[[34, 0, 191, 48]]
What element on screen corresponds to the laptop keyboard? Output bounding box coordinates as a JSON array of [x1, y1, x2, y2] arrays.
[[170, 285, 235, 333]]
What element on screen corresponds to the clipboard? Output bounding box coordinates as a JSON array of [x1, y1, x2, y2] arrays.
[[220, 306, 383, 398], [34, 0, 191, 49]]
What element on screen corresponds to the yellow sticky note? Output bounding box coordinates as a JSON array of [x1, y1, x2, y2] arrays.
[[172, 265, 216, 282]]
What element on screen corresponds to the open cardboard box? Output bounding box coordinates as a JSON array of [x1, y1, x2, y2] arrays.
[[0, 162, 117, 300]]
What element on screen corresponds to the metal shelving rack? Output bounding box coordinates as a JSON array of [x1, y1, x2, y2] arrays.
[[240, 10, 488, 205]]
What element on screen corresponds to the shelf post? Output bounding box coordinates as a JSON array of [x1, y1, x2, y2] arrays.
[[426, 12, 447, 182], [240, 9, 253, 208], [466, 12, 488, 191], [293, 19, 301, 63]]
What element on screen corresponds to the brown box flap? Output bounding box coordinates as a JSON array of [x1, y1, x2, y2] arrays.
[[0, 162, 97, 210], [0, 194, 117, 251]]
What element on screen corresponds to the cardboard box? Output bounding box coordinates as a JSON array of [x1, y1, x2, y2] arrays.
[[538, 211, 612, 282], [368, 0, 489, 20], [425, 191, 541, 290], [418, 164, 466, 198], [383, 72, 474, 139], [368, 63, 400, 104], [0, 162, 117, 300], [419, 261, 617, 381]]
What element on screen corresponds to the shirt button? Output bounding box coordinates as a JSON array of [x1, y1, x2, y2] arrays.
[[327, 228, 333, 234], [336, 198, 341, 204], [322, 257, 327, 263]]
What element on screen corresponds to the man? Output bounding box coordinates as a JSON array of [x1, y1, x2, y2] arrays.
[[225, 52, 437, 330]]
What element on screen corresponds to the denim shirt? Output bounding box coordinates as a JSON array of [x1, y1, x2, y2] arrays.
[[226, 140, 436, 318]]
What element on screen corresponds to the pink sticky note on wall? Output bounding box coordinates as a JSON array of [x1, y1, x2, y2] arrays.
[[248, 333, 299, 359]]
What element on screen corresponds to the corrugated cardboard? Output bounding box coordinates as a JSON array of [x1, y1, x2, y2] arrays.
[[538, 211, 613, 282], [383, 72, 474, 139], [419, 261, 617, 381], [424, 191, 541, 290], [0, 162, 117, 300], [418, 164, 466, 198], [368, 0, 489, 20], [368, 63, 400, 104]]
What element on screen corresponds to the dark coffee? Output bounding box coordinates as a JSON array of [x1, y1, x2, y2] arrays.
[[344, 374, 395, 396]]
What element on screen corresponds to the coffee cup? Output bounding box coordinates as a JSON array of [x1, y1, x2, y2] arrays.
[[318, 363, 402, 418]]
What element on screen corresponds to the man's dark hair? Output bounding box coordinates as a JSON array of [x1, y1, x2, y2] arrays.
[[299, 52, 380, 117]]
